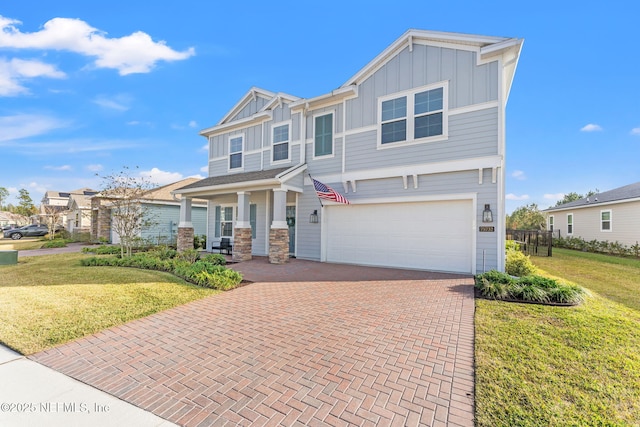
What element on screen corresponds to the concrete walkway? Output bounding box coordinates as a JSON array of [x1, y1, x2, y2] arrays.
[[30, 262, 475, 426], [0, 344, 175, 427]]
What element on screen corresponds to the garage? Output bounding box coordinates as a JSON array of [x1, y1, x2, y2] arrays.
[[324, 199, 474, 273]]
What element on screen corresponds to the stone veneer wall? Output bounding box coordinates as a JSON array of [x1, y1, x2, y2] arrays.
[[91, 198, 112, 242], [268, 228, 289, 264], [177, 227, 194, 252], [233, 227, 253, 262]]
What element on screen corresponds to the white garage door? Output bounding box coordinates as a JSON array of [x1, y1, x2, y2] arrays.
[[325, 199, 473, 273]]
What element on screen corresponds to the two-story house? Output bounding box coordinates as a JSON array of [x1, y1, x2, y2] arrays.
[[173, 29, 523, 274]]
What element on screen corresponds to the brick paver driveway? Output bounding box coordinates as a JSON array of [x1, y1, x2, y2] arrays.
[[32, 260, 475, 426]]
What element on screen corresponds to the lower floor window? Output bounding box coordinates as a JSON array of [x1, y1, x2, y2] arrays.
[[220, 207, 233, 237]]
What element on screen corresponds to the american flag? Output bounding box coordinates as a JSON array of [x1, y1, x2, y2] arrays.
[[312, 178, 350, 204]]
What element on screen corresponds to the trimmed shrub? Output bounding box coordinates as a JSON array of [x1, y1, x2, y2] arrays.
[[176, 249, 200, 263], [200, 253, 226, 266], [82, 245, 122, 255], [147, 246, 177, 260], [505, 250, 537, 277]]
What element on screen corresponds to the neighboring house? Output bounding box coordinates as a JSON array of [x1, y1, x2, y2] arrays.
[[41, 188, 98, 228], [66, 193, 93, 233], [173, 29, 523, 274], [0, 211, 28, 228], [544, 181, 640, 247], [92, 178, 207, 245]]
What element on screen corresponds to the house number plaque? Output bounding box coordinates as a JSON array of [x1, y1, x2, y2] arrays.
[[479, 226, 495, 232]]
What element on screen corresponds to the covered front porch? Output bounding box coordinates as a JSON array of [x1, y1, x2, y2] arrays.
[[172, 165, 307, 264]]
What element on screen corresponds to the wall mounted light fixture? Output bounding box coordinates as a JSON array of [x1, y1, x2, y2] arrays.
[[309, 210, 319, 224], [482, 204, 493, 223]]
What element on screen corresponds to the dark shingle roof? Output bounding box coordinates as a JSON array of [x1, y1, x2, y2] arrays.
[[176, 167, 292, 191], [545, 181, 640, 211]]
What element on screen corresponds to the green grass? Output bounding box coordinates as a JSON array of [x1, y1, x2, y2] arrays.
[[475, 248, 640, 426], [0, 253, 218, 355]]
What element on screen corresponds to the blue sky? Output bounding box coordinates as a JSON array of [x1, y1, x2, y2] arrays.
[[0, 1, 638, 213]]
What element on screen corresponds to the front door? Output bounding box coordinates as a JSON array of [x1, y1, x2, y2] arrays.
[[286, 205, 296, 255]]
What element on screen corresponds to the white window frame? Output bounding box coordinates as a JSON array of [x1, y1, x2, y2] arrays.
[[377, 81, 449, 149], [313, 112, 335, 159], [600, 209, 612, 232], [548, 215, 554, 231], [567, 213, 574, 235], [228, 134, 244, 171], [271, 120, 291, 164], [220, 205, 235, 238]]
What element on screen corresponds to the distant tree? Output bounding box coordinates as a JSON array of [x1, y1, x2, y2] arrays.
[[15, 189, 37, 217], [98, 166, 156, 257], [506, 203, 547, 230], [0, 187, 8, 210], [554, 189, 599, 207]]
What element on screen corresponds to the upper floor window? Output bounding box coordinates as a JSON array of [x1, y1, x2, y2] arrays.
[[378, 83, 447, 146], [272, 123, 290, 162], [314, 113, 333, 157], [567, 213, 573, 235], [548, 215, 554, 231], [229, 135, 243, 170], [600, 210, 612, 232]]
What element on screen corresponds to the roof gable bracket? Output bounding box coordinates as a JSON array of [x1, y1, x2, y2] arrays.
[[478, 168, 483, 185], [492, 167, 497, 184], [402, 175, 408, 190], [413, 174, 418, 189]]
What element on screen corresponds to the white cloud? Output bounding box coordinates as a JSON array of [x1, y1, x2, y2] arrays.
[[580, 123, 603, 132], [200, 143, 209, 152], [0, 114, 68, 142], [44, 165, 72, 171], [188, 120, 198, 128], [0, 57, 66, 96], [139, 167, 183, 186], [511, 170, 526, 180], [93, 94, 132, 111], [631, 127, 640, 136], [199, 165, 208, 173], [544, 193, 565, 200], [3, 137, 138, 155], [506, 193, 529, 201], [0, 16, 195, 75], [86, 164, 103, 172]]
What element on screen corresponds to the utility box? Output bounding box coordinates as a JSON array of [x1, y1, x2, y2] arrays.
[[0, 250, 18, 265]]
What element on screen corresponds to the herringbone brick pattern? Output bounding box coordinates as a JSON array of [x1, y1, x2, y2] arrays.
[[31, 263, 474, 426]]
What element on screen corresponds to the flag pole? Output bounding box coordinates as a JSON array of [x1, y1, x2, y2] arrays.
[[308, 173, 324, 207]]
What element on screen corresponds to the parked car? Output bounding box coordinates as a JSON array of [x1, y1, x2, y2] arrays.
[[2, 224, 62, 240]]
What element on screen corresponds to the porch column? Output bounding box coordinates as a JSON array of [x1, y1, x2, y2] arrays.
[[177, 197, 194, 252], [233, 191, 252, 262], [269, 189, 289, 264]]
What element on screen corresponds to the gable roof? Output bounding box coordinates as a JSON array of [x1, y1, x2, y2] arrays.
[[342, 29, 523, 101], [545, 181, 640, 212], [142, 178, 207, 205]]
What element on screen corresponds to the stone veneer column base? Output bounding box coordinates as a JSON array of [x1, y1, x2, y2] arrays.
[[269, 228, 289, 264], [177, 227, 194, 252], [233, 227, 253, 262]]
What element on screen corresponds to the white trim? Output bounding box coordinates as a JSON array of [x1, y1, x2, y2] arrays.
[[600, 209, 612, 232], [376, 81, 449, 149], [567, 212, 574, 235], [304, 155, 502, 186], [270, 120, 292, 165], [228, 134, 244, 172], [449, 100, 499, 116], [201, 111, 272, 137], [344, 125, 377, 136], [216, 87, 275, 125], [545, 197, 640, 212], [312, 111, 335, 159]]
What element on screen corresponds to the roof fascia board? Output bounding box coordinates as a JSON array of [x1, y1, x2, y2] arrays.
[[174, 180, 282, 197], [544, 197, 640, 212], [200, 111, 272, 137], [290, 86, 358, 111], [216, 87, 276, 126]]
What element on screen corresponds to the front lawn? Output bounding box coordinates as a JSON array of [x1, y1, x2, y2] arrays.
[[0, 253, 218, 355], [475, 248, 640, 426], [0, 237, 47, 251]]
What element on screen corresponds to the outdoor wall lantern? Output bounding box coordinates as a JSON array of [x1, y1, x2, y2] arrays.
[[482, 204, 493, 223], [309, 210, 319, 224]]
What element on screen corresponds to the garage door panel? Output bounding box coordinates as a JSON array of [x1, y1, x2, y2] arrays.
[[325, 200, 472, 273]]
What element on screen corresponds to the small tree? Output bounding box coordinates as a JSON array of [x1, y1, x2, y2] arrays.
[[98, 167, 156, 257], [0, 187, 9, 210], [554, 189, 599, 207], [43, 205, 65, 240]]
